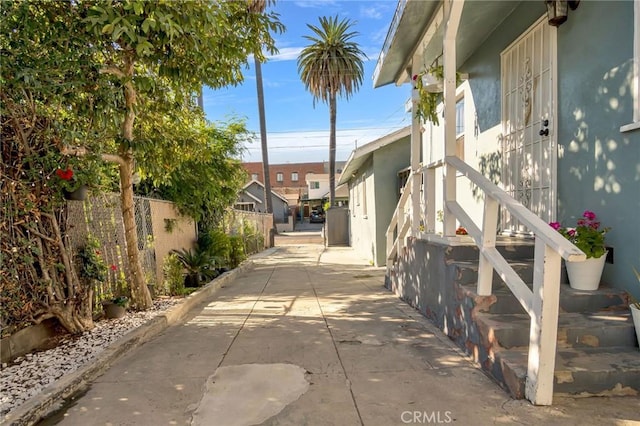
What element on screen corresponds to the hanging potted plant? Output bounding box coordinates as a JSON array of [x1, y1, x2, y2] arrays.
[[412, 63, 461, 126], [549, 210, 610, 291], [54, 154, 108, 201]]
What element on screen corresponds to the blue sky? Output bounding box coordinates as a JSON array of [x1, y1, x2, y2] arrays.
[[202, 0, 410, 164]]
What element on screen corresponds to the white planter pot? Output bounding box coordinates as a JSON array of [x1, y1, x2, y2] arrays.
[[631, 304, 640, 349], [565, 253, 606, 291]]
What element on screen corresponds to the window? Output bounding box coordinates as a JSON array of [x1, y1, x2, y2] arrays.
[[251, 173, 259, 181], [276, 172, 284, 182], [398, 168, 411, 198], [362, 175, 367, 216], [455, 97, 465, 137], [310, 181, 319, 189], [291, 172, 299, 182], [455, 96, 465, 160]]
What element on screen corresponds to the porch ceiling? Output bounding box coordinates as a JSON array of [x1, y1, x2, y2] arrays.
[[374, 0, 521, 88]]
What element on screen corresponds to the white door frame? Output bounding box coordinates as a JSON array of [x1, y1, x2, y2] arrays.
[[500, 15, 558, 234]]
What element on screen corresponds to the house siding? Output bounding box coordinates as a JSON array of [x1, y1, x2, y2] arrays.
[[373, 138, 411, 266], [432, 1, 639, 299], [348, 135, 411, 266], [349, 157, 376, 265], [556, 1, 639, 300]]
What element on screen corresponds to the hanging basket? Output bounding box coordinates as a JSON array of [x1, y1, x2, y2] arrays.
[[63, 184, 88, 201], [421, 72, 444, 93]]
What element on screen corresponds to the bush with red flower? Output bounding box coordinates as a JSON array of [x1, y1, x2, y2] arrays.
[[549, 210, 610, 259]]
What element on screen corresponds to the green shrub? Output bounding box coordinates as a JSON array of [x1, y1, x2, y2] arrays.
[[163, 253, 184, 296], [199, 227, 231, 267], [172, 247, 220, 287], [229, 235, 246, 268]]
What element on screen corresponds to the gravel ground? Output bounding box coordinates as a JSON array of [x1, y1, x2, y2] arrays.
[[0, 298, 181, 418]]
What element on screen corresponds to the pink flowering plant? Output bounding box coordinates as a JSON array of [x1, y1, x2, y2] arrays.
[[550, 210, 610, 259]]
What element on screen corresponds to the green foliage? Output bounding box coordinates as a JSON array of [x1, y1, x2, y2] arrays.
[[228, 236, 246, 269], [298, 15, 366, 105], [198, 228, 232, 268], [136, 120, 248, 223], [550, 210, 610, 259], [77, 236, 108, 283], [242, 222, 264, 256], [162, 253, 184, 296], [111, 296, 129, 308], [172, 247, 219, 287], [413, 65, 462, 126]]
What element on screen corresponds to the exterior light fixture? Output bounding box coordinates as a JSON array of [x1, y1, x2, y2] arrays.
[[545, 0, 579, 27], [546, 0, 568, 26]]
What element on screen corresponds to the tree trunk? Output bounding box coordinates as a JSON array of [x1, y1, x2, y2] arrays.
[[328, 93, 337, 207], [254, 55, 276, 247], [121, 55, 152, 310]]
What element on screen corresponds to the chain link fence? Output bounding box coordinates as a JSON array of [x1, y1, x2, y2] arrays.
[[65, 194, 196, 306]]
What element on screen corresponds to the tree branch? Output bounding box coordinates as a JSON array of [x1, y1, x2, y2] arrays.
[[61, 146, 126, 166], [99, 65, 126, 78]]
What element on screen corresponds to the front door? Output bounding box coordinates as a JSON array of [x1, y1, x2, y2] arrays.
[[500, 16, 557, 234]]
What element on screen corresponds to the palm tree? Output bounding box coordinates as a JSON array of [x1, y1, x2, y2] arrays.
[[298, 16, 365, 206], [250, 0, 279, 245]]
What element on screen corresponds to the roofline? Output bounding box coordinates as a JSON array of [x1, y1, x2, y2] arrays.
[[338, 126, 411, 186], [242, 180, 289, 204]]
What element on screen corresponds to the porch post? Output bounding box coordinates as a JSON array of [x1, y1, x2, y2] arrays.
[[526, 238, 561, 405], [411, 82, 421, 236], [442, 0, 464, 236]]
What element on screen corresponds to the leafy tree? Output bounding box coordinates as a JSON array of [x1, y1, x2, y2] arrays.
[[136, 118, 249, 225], [298, 16, 366, 206], [1, 1, 118, 334], [75, 0, 283, 309], [1, 0, 283, 333]]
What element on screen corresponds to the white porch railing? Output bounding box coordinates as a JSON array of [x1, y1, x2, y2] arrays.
[[385, 155, 586, 406]]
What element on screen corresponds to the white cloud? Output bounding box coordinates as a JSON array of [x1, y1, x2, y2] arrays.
[[293, 0, 338, 9], [267, 47, 304, 62], [360, 5, 382, 19]]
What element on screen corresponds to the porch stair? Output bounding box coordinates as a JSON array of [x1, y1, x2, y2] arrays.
[[453, 247, 640, 399]]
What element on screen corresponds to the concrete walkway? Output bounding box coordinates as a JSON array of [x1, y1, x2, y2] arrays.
[[44, 245, 640, 425]]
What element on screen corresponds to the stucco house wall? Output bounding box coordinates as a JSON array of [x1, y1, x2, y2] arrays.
[[555, 1, 638, 299], [420, 1, 639, 299], [349, 157, 376, 265], [347, 135, 411, 267]]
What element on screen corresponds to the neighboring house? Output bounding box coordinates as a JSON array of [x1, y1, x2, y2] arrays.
[[338, 126, 411, 266], [234, 180, 289, 223], [321, 184, 349, 207], [305, 173, 331, 201], [373, 0, 639, 405], [243, 161, 346, 218]]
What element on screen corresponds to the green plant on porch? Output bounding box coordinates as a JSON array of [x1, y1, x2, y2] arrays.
[[549, 210, 610, 259]]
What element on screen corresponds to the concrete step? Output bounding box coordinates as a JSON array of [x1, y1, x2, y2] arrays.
[[462, 283, 630, 315], [494, 346, 640, 398], [444, 240, 535, 263], [454, 260, 534, 287], [476, 311, 637, 349]]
